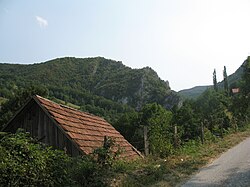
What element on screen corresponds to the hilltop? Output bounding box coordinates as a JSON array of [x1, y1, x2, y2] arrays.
[[0, 57, 181, 122]]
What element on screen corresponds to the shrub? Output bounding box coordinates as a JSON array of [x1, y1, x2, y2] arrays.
[[0, 130, 125, 187], [93, 136, 122, 168], [68, 156, 105, 187], [0, 129, 71, 186]]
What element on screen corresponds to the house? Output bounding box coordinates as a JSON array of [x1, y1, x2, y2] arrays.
[[232, 88, 240, 94], [3, 95, 142, 159]]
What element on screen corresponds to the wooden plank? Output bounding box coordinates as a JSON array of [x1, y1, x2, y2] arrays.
[[66, 139, 72, 155], [28, 109, 32, 134], [48, 119, 53, 145], [19, 115, 24, 129], [55, 126, 58, 147], [72, 145, 80, 157], [33, 105, 38, 137], [44, 115, 49, 144], [2, 97, 34, 132], [37, 108, 42, 139], [40, 109, 46, 142], [51, 122, 56, 146], [62, 133, 67, 153], [58, 128, 64, 149], [24, 112, 28, 132]]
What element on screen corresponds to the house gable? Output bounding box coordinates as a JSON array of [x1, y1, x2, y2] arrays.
[[4, 97, 82, 156], [4, 95, 142, 159]]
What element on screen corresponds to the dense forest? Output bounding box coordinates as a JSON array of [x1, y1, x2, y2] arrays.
[[114, 57, 249, 154], [0, 56, 249, 186], [0, 57, 180, 124]]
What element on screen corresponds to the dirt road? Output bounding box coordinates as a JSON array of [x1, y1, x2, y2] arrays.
[[182, 137, 250, 187]]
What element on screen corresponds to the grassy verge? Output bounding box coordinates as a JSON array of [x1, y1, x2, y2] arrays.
[[112, 124, 250, 187]]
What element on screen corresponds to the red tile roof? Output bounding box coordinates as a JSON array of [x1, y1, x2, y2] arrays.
[[34, 95, 142, 159]]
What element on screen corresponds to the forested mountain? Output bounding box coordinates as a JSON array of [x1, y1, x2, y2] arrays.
[[0, 57, 180, 122], [179, 62, 245, 99]]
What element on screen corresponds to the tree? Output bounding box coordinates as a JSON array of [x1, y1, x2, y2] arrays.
[[213, 69, 218, 92], [173, 100, 199, 141], [114, 111, 143, 150], [195, 89, 232, 136], [0, 85, 48, 129], [140, 103, 173, 157], [241, 57, 250, 95], [236, 57, 250, 122], [223, 66, 229, 95]]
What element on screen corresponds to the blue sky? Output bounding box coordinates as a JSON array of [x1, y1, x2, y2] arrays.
[[1, 0, 250, 91]]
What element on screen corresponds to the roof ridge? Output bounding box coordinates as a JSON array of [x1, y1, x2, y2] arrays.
[[34, 95, 106, 121]]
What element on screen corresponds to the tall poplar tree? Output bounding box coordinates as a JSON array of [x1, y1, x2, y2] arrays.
[[213, 69, 218, 92], [223, 66, 229, 95]]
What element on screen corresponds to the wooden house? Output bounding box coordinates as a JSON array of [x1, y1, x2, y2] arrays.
[[3, 95, 142, 159]]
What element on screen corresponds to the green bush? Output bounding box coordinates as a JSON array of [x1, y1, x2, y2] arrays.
[[93, 136, 122, 168], [68, 156, 106, 187], [0, 130, 126, 187], [140, 103, 173, 157], [203, 128, 217, 143], [0, 129, 71, 186]]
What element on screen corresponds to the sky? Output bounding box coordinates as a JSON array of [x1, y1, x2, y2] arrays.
[[1, 0, 250, 91]]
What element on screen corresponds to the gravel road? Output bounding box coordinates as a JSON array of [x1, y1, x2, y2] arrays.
[[182, 137, 250, 187]]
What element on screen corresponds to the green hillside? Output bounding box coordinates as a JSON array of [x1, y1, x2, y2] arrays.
[[179, 63, 244, 99], [0, 57, 180, 122], [179, 86, 211, 99]]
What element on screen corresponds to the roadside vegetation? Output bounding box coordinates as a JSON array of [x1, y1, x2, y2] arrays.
[[1, 124, 249, 187], [0, 57, 249, 186]]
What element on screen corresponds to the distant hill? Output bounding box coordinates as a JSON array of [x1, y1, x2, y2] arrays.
[[179, 62, 245, 99], [0, 57, 181, 122], [179, 86, 211, 99]]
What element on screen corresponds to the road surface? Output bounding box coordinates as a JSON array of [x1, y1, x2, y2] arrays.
[[182, 137, 250, 187]]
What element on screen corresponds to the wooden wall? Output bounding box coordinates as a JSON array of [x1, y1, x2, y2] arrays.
[[5, 99, 82, 157]]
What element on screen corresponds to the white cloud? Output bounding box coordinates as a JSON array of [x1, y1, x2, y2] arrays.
[[35, 16, 48, 28]]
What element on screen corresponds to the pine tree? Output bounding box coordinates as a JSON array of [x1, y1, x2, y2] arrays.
[[213, 69, 218, 92]]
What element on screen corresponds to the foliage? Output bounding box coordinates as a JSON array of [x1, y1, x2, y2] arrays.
[[0, 130, 126, 187], [69, 137, 124, 187], [93, 136, 122, 168], [140, 103, 173, 157], [231, 58, 250, 124], [178, 86, 211, 99], [223, 66, 229, 95], [0, 85, 48, 129], [0, 129, 71, 186], [120, 124, 250, 187], [49, 86, 135, 124], [195, 89, 232, 135], [68, 156, 106, 187], [1, 56, 250, 186], [0, 57, 180, 125], [241, 57, 250, 95], [213, 69, 218, 92], [173, 100, 200, 141], [180, 62, 244, 99], [241, 58, 250, 119], [113, 111, 143, 150], [115, 103, 174, 157]]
